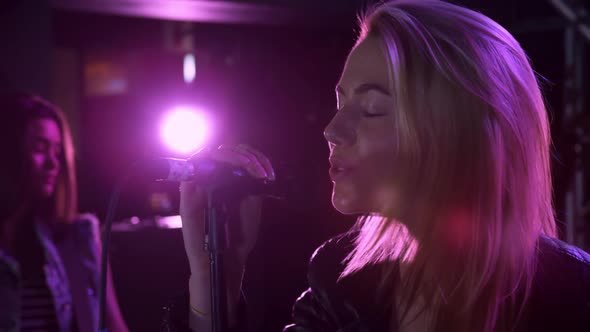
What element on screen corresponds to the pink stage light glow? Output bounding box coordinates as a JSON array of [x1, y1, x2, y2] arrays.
[[161, 107, 209, 154], [183, 53, 196, 84]]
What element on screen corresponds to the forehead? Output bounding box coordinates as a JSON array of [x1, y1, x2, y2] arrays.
[[338, 36, 391, 91], [27, 118, 62, 141]]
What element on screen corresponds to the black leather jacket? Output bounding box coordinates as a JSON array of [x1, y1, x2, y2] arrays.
[[164, 233, 590, 331]]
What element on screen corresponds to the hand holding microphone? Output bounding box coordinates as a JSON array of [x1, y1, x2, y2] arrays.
[[178, 144, 275, 326], [179, 144, 275, 269]]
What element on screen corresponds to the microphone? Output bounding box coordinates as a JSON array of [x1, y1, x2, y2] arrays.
[[141, 157, 277, 197]]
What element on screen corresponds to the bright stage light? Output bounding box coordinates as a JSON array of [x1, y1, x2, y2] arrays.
[[161, 107, 209, 154], [183, 53, 196, 84]]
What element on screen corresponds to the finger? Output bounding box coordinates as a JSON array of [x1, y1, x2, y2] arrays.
[[203, 145, 267, 179], [207, 148, 252, 169], [216, 145, 266, 179], [237, 144, 275, 181], [232, 144, 271, 179], [231, 145, 268, 179]]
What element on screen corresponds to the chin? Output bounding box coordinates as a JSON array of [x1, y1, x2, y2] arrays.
[[331, 192, 367, 215], [39, 186, 56, 199]]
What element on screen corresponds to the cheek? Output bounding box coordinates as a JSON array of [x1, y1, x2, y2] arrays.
[[359, 126, 401, 203], [359, 126, 397, 175], [28, 153, 46, 174]]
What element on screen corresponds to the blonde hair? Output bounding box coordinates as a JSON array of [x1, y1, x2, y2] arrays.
[[342, 1, 556, 331]]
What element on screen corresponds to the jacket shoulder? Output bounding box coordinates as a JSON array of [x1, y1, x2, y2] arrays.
[[530, 235, 590, 330], [307, 232, 357, 289], [537, 235, 590, 295], [539, 235, 590, 266]]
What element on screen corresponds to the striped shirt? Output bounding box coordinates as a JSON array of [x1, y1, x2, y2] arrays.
[[20, 272, 59, 332]]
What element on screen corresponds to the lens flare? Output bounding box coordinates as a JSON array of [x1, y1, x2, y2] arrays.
[[161, 107, 208, 154]]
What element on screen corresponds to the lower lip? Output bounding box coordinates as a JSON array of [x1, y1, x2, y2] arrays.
[[329, 167, 352, 181]]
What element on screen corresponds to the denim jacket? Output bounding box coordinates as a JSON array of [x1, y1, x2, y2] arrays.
[[0, 214, 101, 332]]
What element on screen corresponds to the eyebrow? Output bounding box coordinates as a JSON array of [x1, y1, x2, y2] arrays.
[[336, 83, 391, 97], [33, 136, 62, 146]]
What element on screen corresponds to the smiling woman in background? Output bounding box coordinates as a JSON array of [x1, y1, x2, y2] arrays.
[[173, 1, 590, 331], [0, 93, 128, 332]]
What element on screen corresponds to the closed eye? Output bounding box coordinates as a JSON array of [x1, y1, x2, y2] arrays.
[[362, 111, 387, 118], [334, 107, 387, 118]]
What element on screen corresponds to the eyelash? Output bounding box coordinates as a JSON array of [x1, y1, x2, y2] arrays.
[[334, 108, 386, 118], [361, 111, 386, 118]]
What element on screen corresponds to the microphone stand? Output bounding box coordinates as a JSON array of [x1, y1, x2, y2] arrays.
[[205, 188, 229, 332], [198, 162, 274, 332]]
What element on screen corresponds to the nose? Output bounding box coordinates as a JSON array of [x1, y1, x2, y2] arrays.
[[43, 150, 60, 172], [324, 109, 356, 146]]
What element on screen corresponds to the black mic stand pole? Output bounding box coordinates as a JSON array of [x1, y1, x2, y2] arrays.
[[205, 188, 229, 332], [200, 163, 274, 332]]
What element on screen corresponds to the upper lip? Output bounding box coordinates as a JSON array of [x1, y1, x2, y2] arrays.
[[43, 175, 57, 182]]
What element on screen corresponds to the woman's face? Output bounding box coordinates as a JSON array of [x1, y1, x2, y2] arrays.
[[23, 117, 62, 199], [325, 36, 401, 216]]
